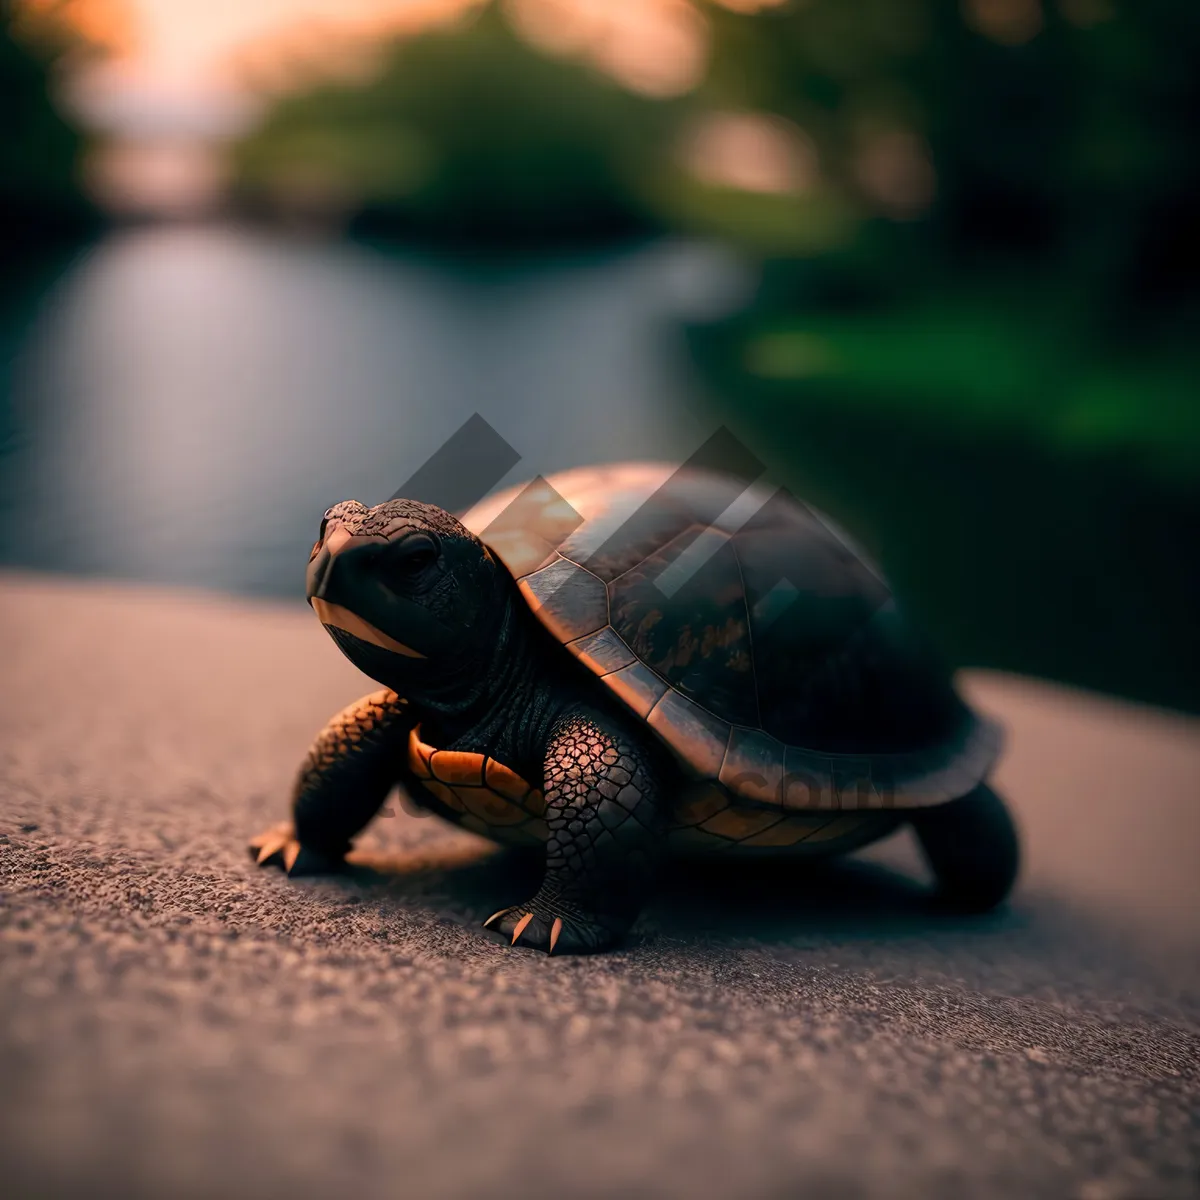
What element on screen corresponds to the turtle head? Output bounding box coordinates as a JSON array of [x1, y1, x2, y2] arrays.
[[305, 498, 507, 692]]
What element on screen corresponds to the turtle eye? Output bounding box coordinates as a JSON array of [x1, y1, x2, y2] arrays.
[[387, 532, 440, 577]]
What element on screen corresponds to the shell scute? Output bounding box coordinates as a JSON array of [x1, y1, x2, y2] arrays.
[[604, 662, 669, 719], [565, 626, 637, 676], [698, 806, 786, 843], [464, 463, 1003, 812], [609, 527, 758, 727], [518, 557, 607, 643], [479, 475, 584, 578], [672, 783, 735, 828], [645, 689, 729, 780], [429, 750, 486, 787], [558, 471, 741, 580], [719, 726, 786, 807], [458, 786, 531, 827]]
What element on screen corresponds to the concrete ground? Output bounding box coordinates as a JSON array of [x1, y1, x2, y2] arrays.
[[1, 571, 1198, 1200]]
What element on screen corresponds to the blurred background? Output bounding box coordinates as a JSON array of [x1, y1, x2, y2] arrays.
[[1, 0, 1197, 712]]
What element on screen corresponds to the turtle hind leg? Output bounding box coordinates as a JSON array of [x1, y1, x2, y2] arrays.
[[910, 783, 1020, 913], [486, 710, 670, 955]]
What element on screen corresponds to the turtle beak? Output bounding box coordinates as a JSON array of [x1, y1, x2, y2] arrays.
[[305, 526, 428, 659], [306, 543, 334, 604], [305, 523, 353, 606], [310, 597, 427, 658]]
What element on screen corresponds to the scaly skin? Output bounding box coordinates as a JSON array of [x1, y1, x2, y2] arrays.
[[250, 689, 414, 875], [251, 488, 1018, 953], [252, 682, 671, 952], [486, 710, 669, 953], [250, 496, 674, 953]]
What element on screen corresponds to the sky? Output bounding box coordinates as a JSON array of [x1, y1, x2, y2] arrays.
[[28, 0, 784, 212], [51, 0, 481, 136], [43, 0, 789, 135]]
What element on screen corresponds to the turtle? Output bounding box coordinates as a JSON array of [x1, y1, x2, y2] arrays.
[[249, 462, 1019, 954]]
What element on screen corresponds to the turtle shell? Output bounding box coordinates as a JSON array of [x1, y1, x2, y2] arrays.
[[462, 463, 1001, 813]]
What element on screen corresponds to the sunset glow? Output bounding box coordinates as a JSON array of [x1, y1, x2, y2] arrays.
[[49, 0, 480, 90], [30, 0, 789, 211], [34, 0, 781, 108], [506, 0, 709, 97]]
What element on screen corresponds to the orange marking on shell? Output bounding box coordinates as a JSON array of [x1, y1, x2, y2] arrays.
[[484, 758, 544, 814], [700, 616, 746, 657], [408, 725, 434, 776], [457, 785, 532, 827], [422, 779, 467, 814], [429, 751, 486, 787], [405, 728, 547, 846]]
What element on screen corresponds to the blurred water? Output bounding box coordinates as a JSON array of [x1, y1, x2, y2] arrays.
[[1, 224, 1196, 711], [0, 224, 753, 598]]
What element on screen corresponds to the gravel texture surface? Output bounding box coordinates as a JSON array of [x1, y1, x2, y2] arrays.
[[1, 572, 1198, 1200]]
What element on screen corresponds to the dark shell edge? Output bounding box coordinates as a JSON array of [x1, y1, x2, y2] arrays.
[[516, 556, 1002, 811]]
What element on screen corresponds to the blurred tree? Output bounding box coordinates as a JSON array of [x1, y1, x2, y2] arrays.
[[233, 0, 1199, 326], [698, 0, 1200, 332], [0, 0, 95, 250], [234, 5, 685, 245]]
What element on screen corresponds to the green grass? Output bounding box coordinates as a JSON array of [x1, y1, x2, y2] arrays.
[[730, 298, 1200, 487]]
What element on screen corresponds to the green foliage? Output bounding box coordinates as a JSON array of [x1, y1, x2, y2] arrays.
[[687, 0, 1200, 485], [234, 6, 683, 243], [231, 0, 1199, 477], [699, 0, 1200, 326], [0, 0, 93, 245], [647, 182, 856, 256], [703, 292, 1199, 486], [235, 0, 1199, 313]]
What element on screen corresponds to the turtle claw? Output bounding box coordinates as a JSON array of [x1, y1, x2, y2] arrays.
[[484, 902, 619, 955], [248, 824, 343, 878], [255, 834, 289, 865], [283, 840, 301, 873]]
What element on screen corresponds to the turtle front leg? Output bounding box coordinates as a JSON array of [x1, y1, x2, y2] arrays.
[[250, 689, 412, 877], [487, 710, 670, 955]]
